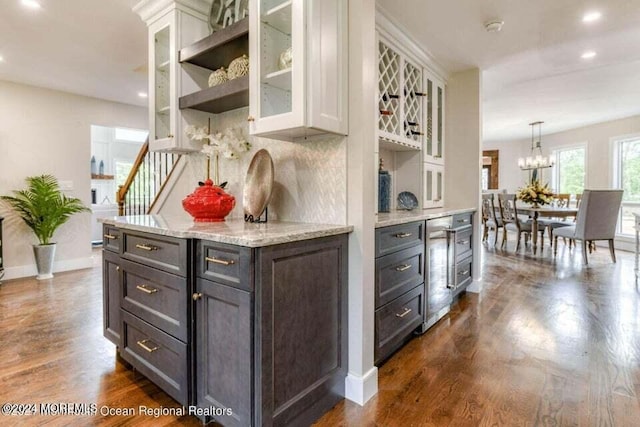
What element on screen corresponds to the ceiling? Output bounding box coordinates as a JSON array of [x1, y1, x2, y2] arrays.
[[377, 0, 640, 142], [1, 1, 639, 141], [0, 0, 147, 107]]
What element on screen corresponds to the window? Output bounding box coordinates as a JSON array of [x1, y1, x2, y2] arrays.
[[115, 160, 134, 187], [481, 167, 489, 191], [551, 145, 586, 194], [613, 136, 640, 236], [115, 127, 148, 143]]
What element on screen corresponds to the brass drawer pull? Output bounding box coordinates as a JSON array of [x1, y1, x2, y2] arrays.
[[395, 264, 411, 272], [458, 240, 470, 245], [395, 308, 412, 318], [136, 243, 158, 251], [136, 284, 158, 294], [394, 232, 412, 238], [457, 219, 469, 223], [192, 292, 203, 301], [104, 234, 117, 240], [116, 266, 120, 271], [136, 339, 159, 353], [205, 256, 235, 266], [459, 270, 470, 276]]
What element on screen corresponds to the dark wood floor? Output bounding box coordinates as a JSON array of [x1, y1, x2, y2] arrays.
[[1, 241, 638, 426]]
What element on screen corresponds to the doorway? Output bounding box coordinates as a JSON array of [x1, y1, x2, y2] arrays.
[[482, 150, 499, 190]]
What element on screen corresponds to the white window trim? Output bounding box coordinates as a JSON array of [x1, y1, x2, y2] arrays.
[[610, 132, 640, 237], [551, 142, 588, 193]]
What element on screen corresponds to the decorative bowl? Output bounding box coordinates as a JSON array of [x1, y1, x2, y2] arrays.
[[182, 179, 235, 222], [208, 67, 228, 87], [397, 191, 419, 210]]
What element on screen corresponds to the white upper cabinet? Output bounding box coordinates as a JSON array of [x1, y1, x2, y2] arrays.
[[249, 0, 348, 141], [136, 0, 210, 152], [423, 72, 445, 165]]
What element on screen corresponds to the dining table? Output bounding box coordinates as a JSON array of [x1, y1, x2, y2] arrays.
[[517, 206, 579, 254]]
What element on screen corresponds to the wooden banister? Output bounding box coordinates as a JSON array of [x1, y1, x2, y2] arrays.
[[117, 141, 149, 216]]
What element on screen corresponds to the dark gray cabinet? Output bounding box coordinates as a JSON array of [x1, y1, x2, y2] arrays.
[[374, 221, 425, 364], [102, 249, 121, 346], [195, 278, 252, 427], [103, 224, 349, 426]]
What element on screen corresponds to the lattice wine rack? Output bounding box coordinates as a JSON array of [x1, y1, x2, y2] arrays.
[[378, 41, 400, 137], [403, 60, 423, 143]]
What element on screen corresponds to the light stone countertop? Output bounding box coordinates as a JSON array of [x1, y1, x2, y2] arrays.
[[375, 207, 477, 228], [99, 215, 353, 248]]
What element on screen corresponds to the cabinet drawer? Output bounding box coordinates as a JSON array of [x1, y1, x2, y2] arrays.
[[375, 221, 425, 258], [121, 310, 188, 406], [120, 259, 188, 342], [375, 285, 424, 364], [103, 225, 121, 253], [455, 256, 472, 289], [375, 244, 424, 308], [197, 241, 252, 291], [452, 212, 473, 228], [122, 231, 187, 276], [454, 226, 473, 262]]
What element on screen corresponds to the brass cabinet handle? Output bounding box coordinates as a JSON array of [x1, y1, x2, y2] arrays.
[[135, 243, 158, 251], [167, 133, 174, 138], [394, 232, 412, 238], [395, 308, 412, 318], [395, 264, 411, 272], [205, 256, 235, 266], [104, 234, 117, 240], [136, 284, 158, 294], [247, 116, 255, 122], [457, 219, 469, 223], [136, 339, 159, 353], [458, 240, 469, 245], [192, 292, 203, 301], [116, 266, 120, 271]]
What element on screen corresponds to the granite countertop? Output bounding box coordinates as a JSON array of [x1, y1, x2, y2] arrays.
[[99, 215, 353, 248], [375, 207, 477, 228]]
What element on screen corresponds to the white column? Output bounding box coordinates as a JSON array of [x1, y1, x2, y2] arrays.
[[345, 0, 378, 405]]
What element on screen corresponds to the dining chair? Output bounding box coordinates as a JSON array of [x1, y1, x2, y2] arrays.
[[545, 193, 573, 243], [482, 193, 503, 246], [498, 193, 545, 251], [553, 189, 623, 264]]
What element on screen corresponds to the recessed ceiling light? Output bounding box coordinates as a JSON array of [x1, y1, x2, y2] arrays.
[[138, 92, 148, 98], [582, 11, 602, 23], [581, 51, 597, 59], [484, 20, 504, 33], [0, 55, 4, 62], [21, 0, 41, 9]]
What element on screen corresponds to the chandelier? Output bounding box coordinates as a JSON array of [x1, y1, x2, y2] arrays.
[[518, 121, 555, 173]]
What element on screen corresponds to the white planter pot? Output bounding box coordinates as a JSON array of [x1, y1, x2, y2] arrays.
[[33, 244, 56, 280]]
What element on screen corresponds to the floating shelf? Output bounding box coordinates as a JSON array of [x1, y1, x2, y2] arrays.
[[263, 1, 292, 35], [91, 174, 114, 180], [179, 75, 249, 114], [379, 136, 421, 152], [179, 18, 249, 71], [263, 68, 291, 91]]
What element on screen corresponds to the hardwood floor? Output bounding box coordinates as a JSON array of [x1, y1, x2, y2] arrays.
[[0, 242, 638, 426]]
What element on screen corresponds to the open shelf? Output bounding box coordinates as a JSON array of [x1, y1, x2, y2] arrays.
[[179, 18, 249, 71], [91, 174, 114, 180], [263, 1, 292, 35], [179, 75, 249, 114], [263, 68, 291, 91]]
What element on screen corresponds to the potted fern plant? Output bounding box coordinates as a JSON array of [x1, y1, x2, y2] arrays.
[[1, 175, 89, 280]]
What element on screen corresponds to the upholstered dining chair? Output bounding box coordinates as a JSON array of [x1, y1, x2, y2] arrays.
[[482, 193, 503, 246], [553, 189, 623, 264], [498, 193, 545, 251]]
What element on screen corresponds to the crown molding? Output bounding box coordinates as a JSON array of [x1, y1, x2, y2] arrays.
[[133, 0, 210, 24]]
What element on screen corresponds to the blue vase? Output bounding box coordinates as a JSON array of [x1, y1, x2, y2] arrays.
[[378, 170, 391, 213], [90, 156, 97, 175], [99, 160, 104, 176]]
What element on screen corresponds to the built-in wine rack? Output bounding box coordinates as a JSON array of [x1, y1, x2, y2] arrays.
[[403, 60, 423, 143], [378, 42, 400, 137]]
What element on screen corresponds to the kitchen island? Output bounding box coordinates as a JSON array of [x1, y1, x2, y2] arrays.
[[100, 215, 351, 427]]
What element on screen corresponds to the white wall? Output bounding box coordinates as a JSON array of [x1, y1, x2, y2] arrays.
[[0, 80, 147, 280], [445, 68, 483, 289], [483, 114, 640, 192]]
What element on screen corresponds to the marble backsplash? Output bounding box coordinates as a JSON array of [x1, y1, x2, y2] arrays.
[[156, 108, 347, 225]]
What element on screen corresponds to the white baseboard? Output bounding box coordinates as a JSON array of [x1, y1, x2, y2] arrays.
[[2, 257, 93, 281], [345, 367, 378, 406], [466, 277, 483, 293]]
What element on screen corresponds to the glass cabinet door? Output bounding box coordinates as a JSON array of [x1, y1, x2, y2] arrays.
[[424, 163, 444, 208], [154, 25, 172, 142], [423, 73, 444, 165]]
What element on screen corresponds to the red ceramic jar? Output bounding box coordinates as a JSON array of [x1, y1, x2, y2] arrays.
[[182, 179, 235, 222]]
